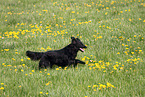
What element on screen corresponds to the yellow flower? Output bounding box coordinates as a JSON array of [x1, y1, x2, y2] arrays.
[[0, 87, 4, 90], [15, 69, 17, 72], [103, 70, 106, 72], [82, 57, 85, 61], [107, 82, 112, 87], [99, 84, 106, 90], [40, 92, 43, 94], [89, 67, 92, 70], [4, 49, 9, 51], [94, 89, 97, 91], [47, 73, 50, 75], [107, 82, 116, 88], [7, 65, 12, 67], [22, 64, 25, 66], [113, 66, 117, 70], [122, 44, 125, 46], [129, 19, 132, 21], [131, 52, 134, 54], [27, 58, 30, 60], [12, 58, 16, 61], [93, 85, 98, 88], [55, 24, 58, 26], [1, 83, 4, 85], [117, 52, 120, 54], [15, 52, 18, 54], [46, 83, 49, 86], [40, 71, 42, 73], [120, 67, 123, 70], [126, 48, 129, 50], [71, 11, 75, 13], [32, 70, 35, 72]]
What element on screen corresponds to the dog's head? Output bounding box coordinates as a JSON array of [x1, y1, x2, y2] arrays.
[[71, 37, 87, 52]]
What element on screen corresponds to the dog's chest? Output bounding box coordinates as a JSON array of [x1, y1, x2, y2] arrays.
[[68, 53, 77, 59]]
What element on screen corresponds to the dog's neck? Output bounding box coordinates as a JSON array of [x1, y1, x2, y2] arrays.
[[63, 44, 78, 59]]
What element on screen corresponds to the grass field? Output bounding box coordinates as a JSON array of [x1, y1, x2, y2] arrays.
[[0, 0, 145, 96]]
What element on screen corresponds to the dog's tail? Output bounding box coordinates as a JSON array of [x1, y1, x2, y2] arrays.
[[26, 50, 44, 61]]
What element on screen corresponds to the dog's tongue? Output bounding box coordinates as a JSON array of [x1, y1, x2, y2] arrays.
[[80, 48, 84, 52]]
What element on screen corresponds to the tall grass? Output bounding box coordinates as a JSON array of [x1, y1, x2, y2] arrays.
[[0, 0, 145, 96]]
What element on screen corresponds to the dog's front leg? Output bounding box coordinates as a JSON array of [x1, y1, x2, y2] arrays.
[[72, 59, 85, 68], [75, 59, 85, 64]]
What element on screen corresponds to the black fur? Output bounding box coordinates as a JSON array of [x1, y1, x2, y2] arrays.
[[26, 37, 87, 70]]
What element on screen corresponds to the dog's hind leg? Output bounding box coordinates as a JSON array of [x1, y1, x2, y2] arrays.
[[39, 60, 44, 70], [39, 59, 50, 70]]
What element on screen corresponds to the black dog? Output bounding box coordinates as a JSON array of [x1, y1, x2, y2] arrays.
[[26, 37, 87, 69]]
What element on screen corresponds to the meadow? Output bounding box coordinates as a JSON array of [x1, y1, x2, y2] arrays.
[[0, 0, 145, 96]]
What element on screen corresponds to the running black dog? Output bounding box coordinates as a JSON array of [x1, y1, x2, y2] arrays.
[[26, 37, 87, 69]]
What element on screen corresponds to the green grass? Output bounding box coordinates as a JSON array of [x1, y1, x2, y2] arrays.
[[0, 0, 145, 96]]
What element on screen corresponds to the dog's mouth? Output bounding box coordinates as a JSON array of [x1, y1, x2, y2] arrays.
[[79, 48, 85, 52]]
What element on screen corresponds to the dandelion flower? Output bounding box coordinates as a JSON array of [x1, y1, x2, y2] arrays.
[[21, 59, 24, 61], [47, 73, 50, 75], [32, 70, 35, 72], [40, 92, 43, 94], [1, 83, 4, 85], [71, 11, 75, 13], [4, 49, 9, 51], [117, 52, 120, 54], [27, 58, 30, 60], [15, 69, 17, 72], [129, 19, 132, 21], [0, 87, 4, 90]]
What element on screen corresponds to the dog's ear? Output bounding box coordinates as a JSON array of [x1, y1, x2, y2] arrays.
[[71, 37, 75, 40], [71, 37, 77, 44]]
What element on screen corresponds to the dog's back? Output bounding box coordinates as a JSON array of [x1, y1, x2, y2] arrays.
[[26, 51, 44, 60]]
